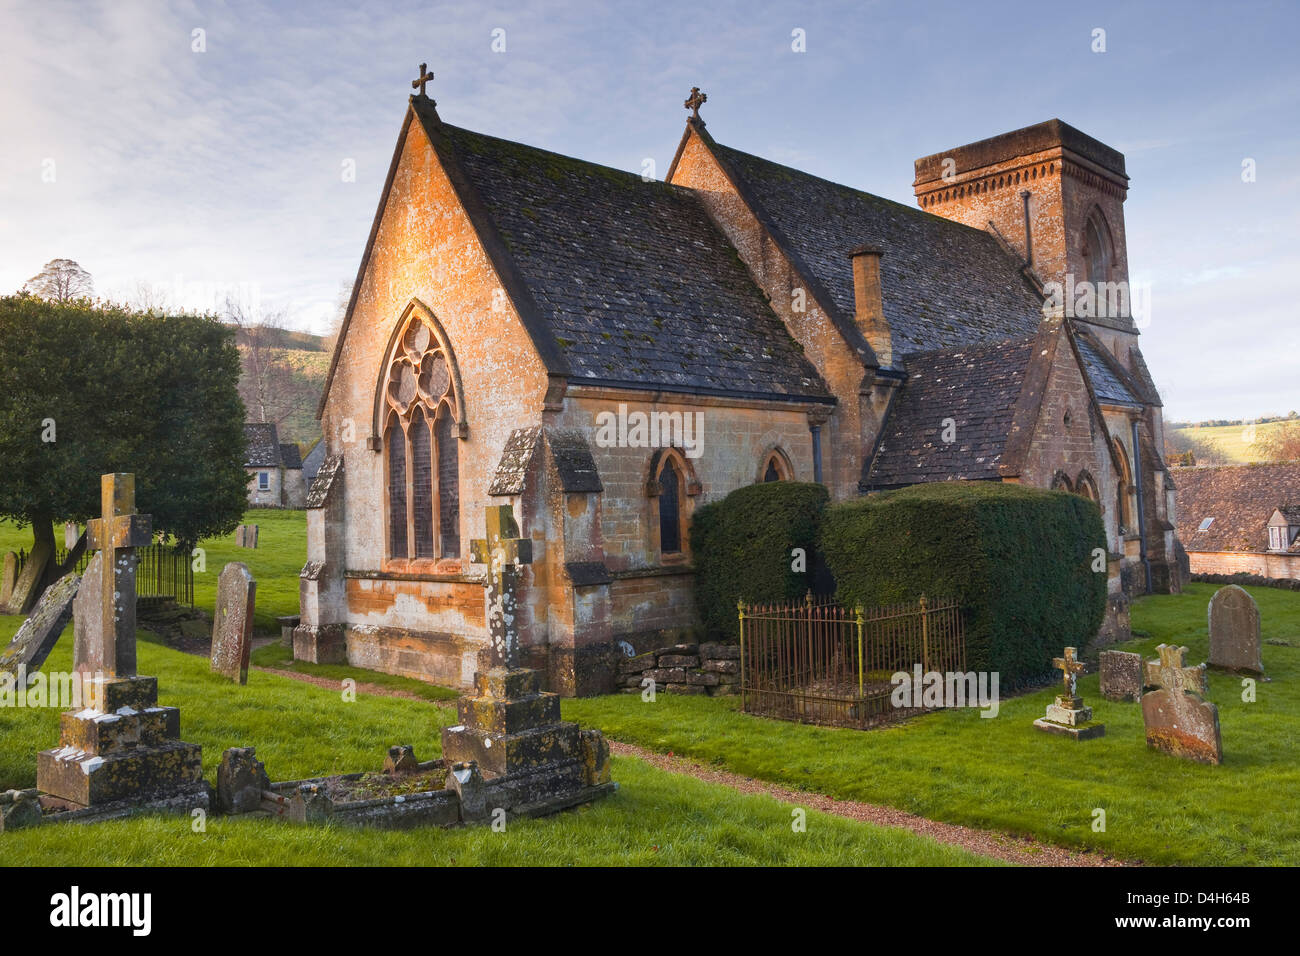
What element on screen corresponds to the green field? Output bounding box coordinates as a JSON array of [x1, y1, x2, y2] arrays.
[[1169, 420, 1293, 464]]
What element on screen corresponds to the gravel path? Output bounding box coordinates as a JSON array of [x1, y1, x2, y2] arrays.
[[609, 740, 1132, 867]]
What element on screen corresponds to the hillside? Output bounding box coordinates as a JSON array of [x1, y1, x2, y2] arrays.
[[1167, 419, 1297, 465], [233, 324, 331, 449]]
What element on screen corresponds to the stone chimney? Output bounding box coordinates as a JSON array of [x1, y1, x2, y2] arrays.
[[848, 244, 891, 366]]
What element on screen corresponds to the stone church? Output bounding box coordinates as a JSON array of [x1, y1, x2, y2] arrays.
[[295, 77, 1180, 695]]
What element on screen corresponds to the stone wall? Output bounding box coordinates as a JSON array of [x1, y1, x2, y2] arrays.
[[614, 642, 741, 696], [1189, 551, 1300, 582]]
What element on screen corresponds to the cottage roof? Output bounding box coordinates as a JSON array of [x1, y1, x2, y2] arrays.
[[243, 423, 281, 468], [1175, 462, 1300, 553]]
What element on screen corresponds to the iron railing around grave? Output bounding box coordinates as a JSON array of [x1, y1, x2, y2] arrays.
[[15, 543, 194, 606], [738, 594, 966, 729]]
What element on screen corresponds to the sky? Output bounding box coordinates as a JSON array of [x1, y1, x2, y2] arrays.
[[1, 0, 1296, 423]]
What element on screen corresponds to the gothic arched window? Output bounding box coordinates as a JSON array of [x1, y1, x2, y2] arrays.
[[1083, 210, 1113, 285], [759, 448, 793, 483], [657, 459, 683, 554], [383, 312, 461, 562]]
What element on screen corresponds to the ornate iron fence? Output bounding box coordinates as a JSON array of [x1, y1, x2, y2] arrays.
[[15, 542, 193, 606], [738, 594, 965, 729]]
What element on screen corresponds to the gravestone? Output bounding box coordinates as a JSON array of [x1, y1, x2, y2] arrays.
[[36, 473, 206, 809], [235, 524, 259, 549], [442, 506, 589, 790], [2, 537, 51, 615], [0, 570, 81, 684], [1033, 646, 1104, 739], [1100, 649, 1143, 703], [64, 522, 80, 549], [0, 552, 17, 606], [211, 562, 255, 684], [216, 747, 271, 814], [1141, 643, 1222, 765], [1208, 585, 1264, 675]]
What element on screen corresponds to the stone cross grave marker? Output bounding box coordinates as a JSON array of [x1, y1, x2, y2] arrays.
[[80, 473, 152, 677], [1034, 646, 1103, 739], [211, 563, 256, 683], [470, 505, 533, 669], [1141, 643, 1222, 765], [1208, 585, 1263, 675], [0, 570, 80, 684], [37, 473, 206, 809], [1054, 646, 1086, 706]]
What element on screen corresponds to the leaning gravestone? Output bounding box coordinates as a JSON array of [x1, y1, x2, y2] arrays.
[[1, 538, 51, 615], [0, 571, 81, 684], [1208, 585, 1264, 675], [211, 562, 256, 684], [1099, 649, 1143, 703], [1141, 643, 1222, 765], [0, 552, 18, 607]]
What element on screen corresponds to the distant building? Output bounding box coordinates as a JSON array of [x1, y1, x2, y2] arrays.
[[1175, 462, 1300, 580], [243, 422, 307, 508]]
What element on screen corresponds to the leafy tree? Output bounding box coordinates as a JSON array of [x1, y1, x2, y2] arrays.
[[1253, 421, 1300, 461], [22, 259, 94, 303], [0, 295, 248, 588]]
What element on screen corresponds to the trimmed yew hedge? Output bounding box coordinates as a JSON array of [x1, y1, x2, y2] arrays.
[[690, 481, 830, 641], [820, 482, 1108, 687]]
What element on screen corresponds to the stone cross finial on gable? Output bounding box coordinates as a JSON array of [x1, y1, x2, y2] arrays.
[[470, 505, 533, 669], [684, 86, 707, 121], [83, 473, 152, 677], [1053, 646, 1086, 700], [412, 62, 434, 98]]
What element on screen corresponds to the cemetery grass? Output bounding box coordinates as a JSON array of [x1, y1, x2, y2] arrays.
[[563, 583, 1300, 866], [249, 641, 460, 702], [0, 619, 993, 866]]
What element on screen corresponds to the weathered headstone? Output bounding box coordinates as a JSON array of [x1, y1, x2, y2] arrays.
[[217, 747, 271, 814], [1141, 643, 1222, 765], [0, 570, 81, 684], [1033, 646, 1104, 739], [2, 537, 51, 615], [211, 562, 255, 684], [235, 524, 259, 549], [0, 552, 17, 607], [1208, 585, 1264, 675], [1099, 649, 1143, 703], [63, 522, 80, 549], [36, 473, 206, 809]]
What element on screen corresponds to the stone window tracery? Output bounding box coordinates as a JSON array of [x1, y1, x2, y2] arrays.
[[383, 312, 460, 562]]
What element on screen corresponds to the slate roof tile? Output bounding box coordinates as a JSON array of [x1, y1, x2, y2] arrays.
[[709, 143, 1046, 362], [437, 124, 830, 402], [865, 336, 1036, 488]]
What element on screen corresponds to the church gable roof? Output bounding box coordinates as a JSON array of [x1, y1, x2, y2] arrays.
[[863, 335, 1037, 489], [1175, 462, 1300, 554], [704, 141, 1046, 361], [423, 114, 830, 403]]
